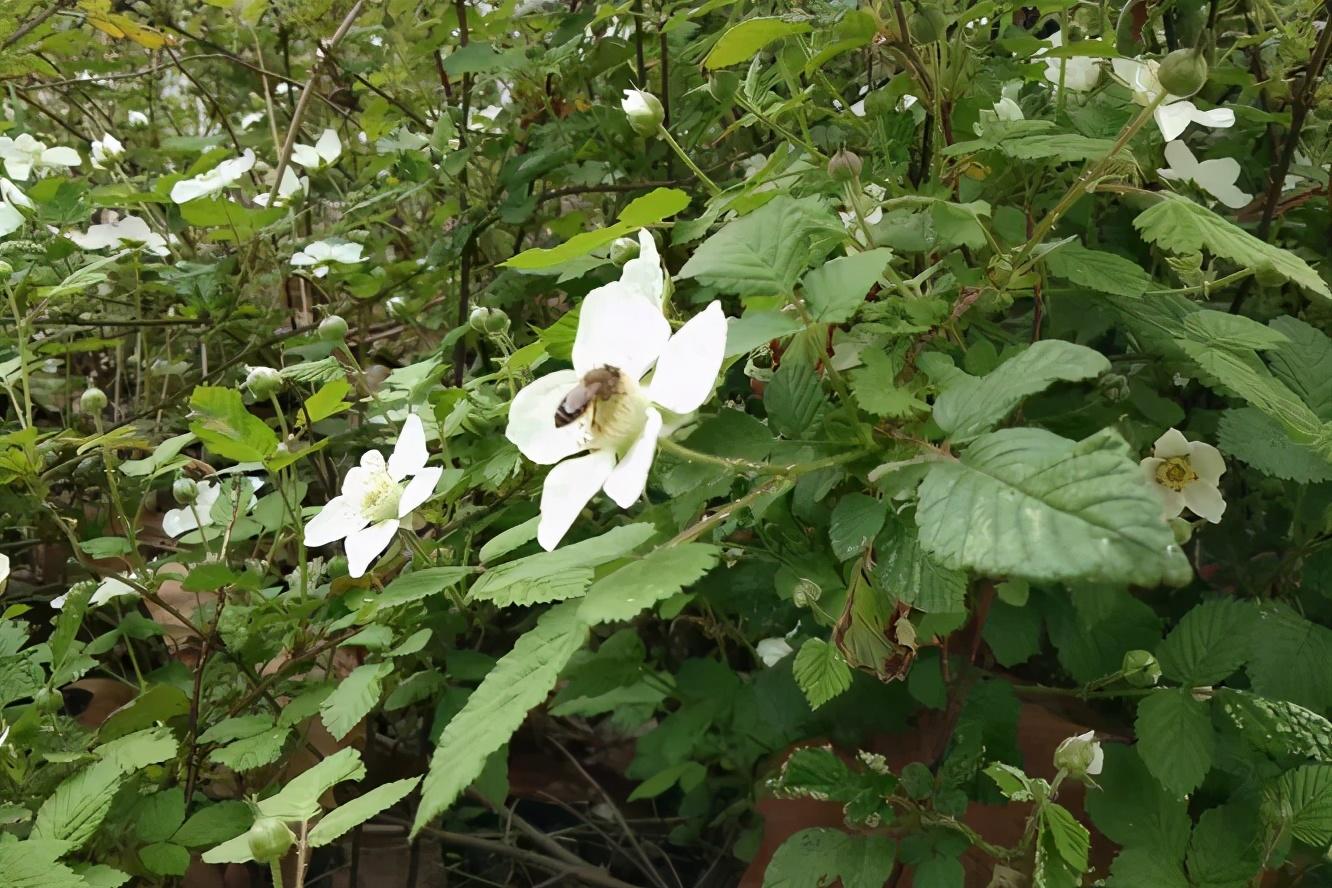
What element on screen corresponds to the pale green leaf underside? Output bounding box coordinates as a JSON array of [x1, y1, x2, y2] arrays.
[[308, 777, 420, 847], [1044, 242, 1154, 297]]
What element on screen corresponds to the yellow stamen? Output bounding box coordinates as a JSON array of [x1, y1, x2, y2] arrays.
[[1155, 456, 1197, 492]]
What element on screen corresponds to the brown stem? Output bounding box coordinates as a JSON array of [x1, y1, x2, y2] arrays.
[[2, 0, 71, 50]]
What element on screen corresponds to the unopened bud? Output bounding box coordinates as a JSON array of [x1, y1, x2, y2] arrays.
[[1122, 649, 1162, 687], [172, 477, 199, 505], [1053, 731, 1103, 779], [828, 149, 863, 183], [468, 305, 510, 335], [80, 387, 108, 413], [244, 366, 282, 399], [318, 315, 348, 341], [1157, 48, 1208, 97], [609, 236, 640, 266], [621, 89, 665, 137], [247, 817, 295, 863], [792, 578, 822, 608]]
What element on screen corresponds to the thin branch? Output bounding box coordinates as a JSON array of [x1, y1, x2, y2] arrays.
[[2, 0, 71, 50]]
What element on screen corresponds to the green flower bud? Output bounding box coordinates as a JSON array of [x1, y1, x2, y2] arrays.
[[80, 387, 108, 413], [1169, 516, 1194, 545], [621, 89, 665, 137], [247, 817, 295, 863], [0, 259, 12, 279], [1053, 731, 1103, 779], [792, 578, 822, 608], [172, 477, 199, 506], [318, 315, 348, 341], [909, 7, 947, 44], [1157, 48, 1208, 98], [34, 686, 63, 714], [468, 305, 510, 335], [1122, 649, 1162, 687], [609, 236, 640, 266], [827, 148, 863, 183], [244, 366, 283, 399]]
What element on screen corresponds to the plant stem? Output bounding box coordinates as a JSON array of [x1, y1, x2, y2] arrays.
[[655, 125, 721, 196]]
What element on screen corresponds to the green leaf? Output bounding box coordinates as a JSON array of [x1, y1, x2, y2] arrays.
[[1134, 194, 1331, 298], [1044, 242, 1154, 297], [1039, 802, 1090, 882], [1265, 764, 1332, 846], [139, 843, 190, 876], [762, 828, 895, 888], [705, 16, 813, 68], [363, 566, 474, 615], [628, 761, 706, 801], [678, 195, 840, 297], [1267, 316, 1332, 419], [75, 864, 130, 888], [577, 544, 719, 624], [503, 188, 689, 269], [414, 602, 587, 833], [801, 248, 893, 323], [930, 200, 992, 250], [1218, 408, 1332, 482], [300, 379, 352, 425], [320, 662, 392, 741], [1107, 848, 1190, 888], [187, 386, 278, 463], [917, 428, 1190, 586], [1135, 688, 1215, 797], [308, 777, 420, 847], [982, 600, 1042, 667], [32, 758, 126, 851], [0, 843, 89, 888], [1005, 133, 1117, 162], [209, 726, 289, 772], [1247, 602, 1332, 711], [764, 359, 824, 438], [1214, 689, 1332, 761], [1183, 310, 1290, 351], [770, 746, 854, 799], [851, 349, 926, 419], [469, 524, 657, 606], [871, 519, 967, 613], [929, 340, 1110, 441], [133, 788, 184, 843], [792, 638, 853, 709], [829, 494, 887, 561], [172, 801, 253, 848], [179, 197, 283, 238], [1155, 598, 1253, 686], [1185, 803, 1262, 888], [258, 747, 366, 822]]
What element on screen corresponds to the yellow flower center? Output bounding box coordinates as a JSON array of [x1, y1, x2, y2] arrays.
[[590, 372, 649, 453], [1155, 456, 1197, 492], [360, 471, 402, 521]]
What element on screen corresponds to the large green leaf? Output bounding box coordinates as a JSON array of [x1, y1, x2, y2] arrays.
[[1155, 598, 1253, 686], [468, 524, 656, 606], [792, 638, 853, 709], [320, 662, 392, 741], [577, 544, 719, 624], [916, 428, 1190, 586], [801, 248, 893, 323], [1267, 316, 1332, 420], [1136, 689, 1215, 797], [1247, 602, 1332, 711], [763, 828, 896, 888], [502, 188, 689, 269], [187, 386, 278, 463], [1214, 689, 1332, 761], [1086, 744, 1190, 857], [871, 519, 966, 613], [0, 843, 89, 888], [705, 16, 813, 68], [31, 758, 125, 851], [1218, 408, 1332, 483], [308, 777, 420, 847], [1265, 764, 1332, 846], [1043, 242, 1154, 297]]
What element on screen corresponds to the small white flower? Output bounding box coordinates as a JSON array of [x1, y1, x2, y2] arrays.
[[839, 182, 886, 232], [1157, 140, 1251, 209], [303, 414, 443, 577], [0, 553, 8, 590], [1111, 58, 1235, 141], [170, 149, 256, 203], [67, 214, 170, 256], [0, 133, 81, 181], [756, 637, 794, 667], [505, 244, 727, 550], [253, 166, 308, 208], [127, 110, 150, 127], [291, 239, 364, 277], [291, 128, 342, 169], [1040, 31, 1102, 92], [161, 477, 263, 538], [90, 133, 124, 170], [1141, 428, 1226, 523], [240, 111, 266, 130], [0, 178, 33, 238], [369, 33, 384, 47], [1054, 730, 1104, 777], [90, 574, 139, 607]]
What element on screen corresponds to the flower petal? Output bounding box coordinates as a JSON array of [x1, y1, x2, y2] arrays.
[[304, 496, 366, 546], [399, 466, 443, 517], [603, 407, 662, 508], [315, 128, 342, 163], [41, 146, 81, 167], [346, 519, 399, 577], [1190, 106, 1235, 130], [1188, 441, 1226, 484], [0, 202, 24, 237], [1140, 456, 1164, 485], [505, 369, 589, 465], [161, 506, 199, 538], [572, 284, 671, 379], [387, 414, 429, 481], [1152, 428, 1191, 458], [1183, 480, 1226, 524], [1154, 102, 1195, 141], [619, 229, 664, 308], [537, 450, 616, 550], [291, 144, 320, 168], [1156, 486, 1186, 520], [648, 301, 727, 414]]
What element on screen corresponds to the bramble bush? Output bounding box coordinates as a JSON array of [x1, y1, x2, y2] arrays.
[[0, 0, 1330, 885]]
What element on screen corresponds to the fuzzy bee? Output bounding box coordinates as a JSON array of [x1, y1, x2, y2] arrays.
[[554, 365, 622, 428]]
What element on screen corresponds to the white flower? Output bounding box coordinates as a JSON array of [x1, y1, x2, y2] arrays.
[[67, 214, 169, 256], [0, 133, 81, 181], [90, 575, 138, 607], [1054, 730, 1103, 777], [756, 637, 794, 667], [0, 178, 33, 238], [0, 553, 8, 590], [1157, 140, 1251, 209], [162, 477, 263, 538], [975, 96, 1024, 135], [127, 110, 150, 127], [1040, 31, 1102, 92], [291, 128, 342, 169], [1140, 428, 1226, 523], [170, 149, 256, 203], [369, 34, 384, 47], [291, 239, 364, 277], [621, 89, 664, 136], [303, 414, 443, 577], [1111, 58, 1235, 141], [505, 254, 727, 550], [253, 166, 308, 208], [839, 182, 886, 232], [240, 111, 266, 130], [90, 133, 124, 170]]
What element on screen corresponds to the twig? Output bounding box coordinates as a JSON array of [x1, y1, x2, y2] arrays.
[[2, 0, 71, 50]]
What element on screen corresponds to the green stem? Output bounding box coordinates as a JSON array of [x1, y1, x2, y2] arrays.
[[656, 125, 721, 196], [5, 283, 32, 428], [656, 436, 775, 474], [270, 860, 285, 888]]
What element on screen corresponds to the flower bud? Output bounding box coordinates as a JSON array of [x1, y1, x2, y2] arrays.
[[609, 236, 640, 266], [468, 305, 510, 335], [909, 7, 947, 44], [80, 387, 108, 413], [172, 477, 199, 506], [1122, 649, 1162, 687], [244, 366, 283, 399], [792, 578, 822, 608], [1053, 730, 1103, 779], [827, 148, 863, 183], [318, 315, 348, 341], [246, 817, 295, 863], [385, 295, 409, 319], [0, 259, 12, 279], [621, 89, 665, 137], [1157, 48, 1208, 97]]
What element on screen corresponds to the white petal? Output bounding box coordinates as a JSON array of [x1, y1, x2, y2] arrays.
[[304, 496, 365, 546], [1152, 428, 1191, 458], [41, 146, 81, 168], [315, 128, 342, 163], [331, 242, 364, 263], [537, 450, 616, 550], [0, 553, 8, 585], [1190, 106, 1235, 130], [648, 301, 727, 414], [0, 202, 23, 237], [387, 413, 429, 480], [291, 144, 320, 168], [1154, 103, 1195, 141], [346, 519, 399, 577], [619, 229, 664, 308], [161, 506, 200, 538], [1159, 140, 1197, 179], [170, 178, 210, 204], [1188, 441, 1226, 484], [756, 637, 794, 666], [1140, 456, 1165, 485], [399, 466, 442, 517], [505, 369, 589, 465], [1087, 743, 1105, 775], [1183, 481, 1226, 523], [1210, 182, 1253, 210], [1156, 486, 1186, 520], [90, 576, 138, 607], [5, 157, 33, 181], [572, 285, 671, 379], [603, 407, 662, 508]]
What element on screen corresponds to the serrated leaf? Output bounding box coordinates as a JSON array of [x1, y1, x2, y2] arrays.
[[139, 842, 189, 876], [258, 747, 366, 822], [1106, 848, 1190, 888], [1267, 316, 1332, 420], [364, 566, 474, 614], [187, 386, 278, 463], [414, 602, 587, 833], [930, 340, 1110, 441], [1247, 602, 1332, 711], [851, 349, 925, 419], [771, 746, 853, 799], [1134, 194, 1330, 298], [504, 188, 689, 269], [917, 428, 1189, 586], [1039, 802, 1090, 880], [320, 662, 392, 741], [1044, 243, 1154, 297], [829, 494, 887, 561], [792, 638, 853, 709], [32, 758, 125, 851], [300, 379, 352, 426], [705, 16, 813, 68], [469, 524, 656, 606], [764, 359, 824, 438], [871, 519, 967, 613], [1183, 310, 1290, 351], [134, 788, 184, 843], [172, 801, 253, 848], [801, 248, 893, 323], [577, 544, 719, 624], [1156, 598, 1253, 686], [1136, 688, 1215, 797], [1218, 408, 1332, 482], [1266, 764, 1332, 846], [1005, 133, 1117, 162], [1214, 689, 1332, 761], [308, 777, 420, 847], [763, 828, 895, 888], [0, 843, 89, 888], [209, 726, 289, 772], [1185, 803, 1262, 888]]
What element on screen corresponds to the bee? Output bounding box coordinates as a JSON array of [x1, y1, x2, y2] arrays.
[[554, 365, 622, 428]]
